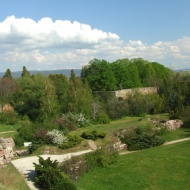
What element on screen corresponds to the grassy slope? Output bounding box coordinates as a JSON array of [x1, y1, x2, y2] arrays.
[[0, 163, 30, 190], [76, 141, 190, 190]]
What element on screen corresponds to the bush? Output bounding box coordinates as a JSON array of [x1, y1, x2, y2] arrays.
[[47, 129, 67, 145], [14, 125, 34, 147], [96, 112, 110, 124], [182, 119, 190, 128], [120, 126, 165, 151], [81, 130, 106, 140], [59, 135, 82, 149], [0, 111, 19, 125], [57, 112, 91, 132], [85, 145, 118, 169], [61, 145, 118, 181], [34, 156, 76, 190]]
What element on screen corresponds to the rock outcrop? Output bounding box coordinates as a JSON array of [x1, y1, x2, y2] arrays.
[[0, 137, 15, 166], [164, 120, 183, 131]]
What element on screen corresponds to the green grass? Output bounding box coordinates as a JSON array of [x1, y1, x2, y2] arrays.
[[0, 124, 20, 132], [70, 114, 190, 146], [76, 141, 190, 190], [162, 128, 190, 142], [0, 163, 30, 190]]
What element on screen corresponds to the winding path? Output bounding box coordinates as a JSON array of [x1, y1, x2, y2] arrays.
[[11, 149, 92, 190]]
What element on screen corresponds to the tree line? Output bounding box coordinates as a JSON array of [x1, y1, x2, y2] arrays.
[[0, 59, 190, 125]]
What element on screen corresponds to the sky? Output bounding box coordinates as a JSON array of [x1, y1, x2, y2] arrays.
[[0, 0, 190, 72]]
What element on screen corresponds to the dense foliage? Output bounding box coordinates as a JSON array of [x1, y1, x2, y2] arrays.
[[120, 126, 165, 150], [61, 145, 118, 181], [34, 156, 76, 190], [82, 58, 173, 91], [0, 58, 189, 148]]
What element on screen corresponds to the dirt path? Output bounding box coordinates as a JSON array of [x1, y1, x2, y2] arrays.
[[11, 149, 92, 190], [163, 137, 190, 145], [0, 130, 15, 134]]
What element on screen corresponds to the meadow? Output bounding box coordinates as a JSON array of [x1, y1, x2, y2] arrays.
[[76, 141, 190, 190]]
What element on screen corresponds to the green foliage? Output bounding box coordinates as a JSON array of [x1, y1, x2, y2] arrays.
[[182, 119, 190, 128], [86, 59, 117, 91], [57, 112, 90, 133], [84, 58, 172, 91], [34, 156, 76, 190], [85, 145, 118, 169], [121, 126, 165, 150], [3, 68, 13, 78], [61, 145, 118, 181], [21, 66, 30, 77], [81, 130, 106, 140], [59, 135, 82, 149], [0, 111, 19, 125], [96, 112, 110, 124]]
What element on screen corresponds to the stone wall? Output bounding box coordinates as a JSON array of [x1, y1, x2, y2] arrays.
[[114, 87, 158, 99]]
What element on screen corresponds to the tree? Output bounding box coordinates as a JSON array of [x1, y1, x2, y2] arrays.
[[3, 68, 13, 78], [21, 66, 30, 77], [66, 76, 93, 117], [49, 74, 69, 113], [86, 59, 117, 91], [0, 77, 17, 111], [39, 77, 59, 121]]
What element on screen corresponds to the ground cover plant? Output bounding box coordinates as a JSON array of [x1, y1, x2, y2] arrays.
[[76, 141, 190, 190]]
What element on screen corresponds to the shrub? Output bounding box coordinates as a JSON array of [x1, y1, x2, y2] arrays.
[[14, 125, 34, 147], [61, 145, 118, 181], [47, 129, 67, 145], [33, 128, 51, 144], [96, 112, 110, 124], [81, 130, 106, 140], [85, 145, 118, 169], [57, 112, 91, 132], [34, 156, 76, 190], [182, 119, 190, 128], [120, 126, 165, 151], [59, 135, 82, 149], [0, 111, 19, 125]]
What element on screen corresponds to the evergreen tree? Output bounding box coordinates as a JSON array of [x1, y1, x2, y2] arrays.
[[3, 68, 13, 78], [21, 66, 30, 77]]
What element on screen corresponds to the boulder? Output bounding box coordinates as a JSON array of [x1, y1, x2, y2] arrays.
[[164, 120, 183, 131]]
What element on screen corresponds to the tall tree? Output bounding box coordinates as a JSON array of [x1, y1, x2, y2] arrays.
[[21, 66, 30, 77], [49, 74, 69, 113], [86, 59, 117, 91], [39, 77, 59, 121], [0, 77, 17, 111], [3, 69, 13, 78]]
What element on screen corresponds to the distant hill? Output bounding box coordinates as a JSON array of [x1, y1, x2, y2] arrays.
[[0, 69, 81, 78]]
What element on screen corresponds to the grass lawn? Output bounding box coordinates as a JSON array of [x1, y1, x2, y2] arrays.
[[0, 163, 30, 190], [76, 140, 190, 190]]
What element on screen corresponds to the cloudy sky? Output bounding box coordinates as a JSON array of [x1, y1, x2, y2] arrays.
[[0, 0, 190, 72]]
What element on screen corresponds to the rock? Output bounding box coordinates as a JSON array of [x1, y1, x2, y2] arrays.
[[164, 120, 183, 131], [0, 138, 15, 167], [15, 150, 29, 157]]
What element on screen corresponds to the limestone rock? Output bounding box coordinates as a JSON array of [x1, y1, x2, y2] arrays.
[[164, 120, 183, 131]]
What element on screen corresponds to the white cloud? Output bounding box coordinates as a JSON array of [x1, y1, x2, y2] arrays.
[[0, 16, 190, 71]]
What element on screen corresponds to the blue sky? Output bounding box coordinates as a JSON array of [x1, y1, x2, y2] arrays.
[[0, 0, 190, 71]]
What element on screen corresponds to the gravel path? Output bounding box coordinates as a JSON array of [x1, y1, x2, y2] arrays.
[[11, 149, 92, 190]]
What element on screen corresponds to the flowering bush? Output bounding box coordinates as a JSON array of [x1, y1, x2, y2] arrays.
[[47, 129, 67, 145], [57, 112, 91, 132]]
